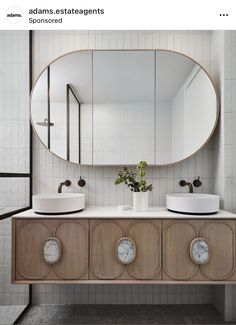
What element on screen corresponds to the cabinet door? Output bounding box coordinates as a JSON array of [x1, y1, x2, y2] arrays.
[[163, 220, 199, 280], [90, 219, 161, 280], [90, 220, 125, 279], [126, 221, 161, 279], [163, 220, 235, 281], [14, 220, 51, 280], [13, 219, 89, 282], [199, 221, 235, 280], [52, 220, 88, 279]]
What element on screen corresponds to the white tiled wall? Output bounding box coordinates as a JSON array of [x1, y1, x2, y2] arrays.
[[156, 102, 172, 164], [0, 31, 30, 174], [223, 32, 236, 214], [211, 31, 236, 321], [223, 34, 236, 315], [32, 284, 212, 305], [211, 30, 227, 318], [0, 178, 29, 214], [93, 102, 155, 164], [211, 31, 225, 205], [0, 217, 29, 306], [211, 31, 236, 214], [0, 31, 30, 309], [32, 30, 215, 305], [0, 31, 30, 212]]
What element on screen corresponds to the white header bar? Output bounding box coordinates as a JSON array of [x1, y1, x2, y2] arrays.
[[0, 0, 235, 30]]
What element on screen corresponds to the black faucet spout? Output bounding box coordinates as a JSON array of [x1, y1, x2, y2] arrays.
[[58, 180, 71, 193]]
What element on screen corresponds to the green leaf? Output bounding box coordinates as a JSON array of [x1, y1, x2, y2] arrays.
[[114, 160, 153, 192]]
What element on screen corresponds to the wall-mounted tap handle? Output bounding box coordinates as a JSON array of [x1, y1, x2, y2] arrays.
[[179, 180, 186, 187], [64, 180, 71, 186], [78, 177, 86, 187], [193, 176, 202, 188]]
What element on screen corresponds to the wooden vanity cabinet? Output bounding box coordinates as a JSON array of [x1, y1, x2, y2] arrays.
[[12, 219, 89, 282], [89, 220, 162, 280], [12, 215, 236, 284], [163, 219, 236, 281]]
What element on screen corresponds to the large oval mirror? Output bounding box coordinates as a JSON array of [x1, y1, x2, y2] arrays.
[[31, 50, 218, 166]]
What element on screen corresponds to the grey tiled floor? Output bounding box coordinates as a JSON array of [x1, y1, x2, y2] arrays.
[[0, 305, 27, 325], [16, 304, 234, 325]]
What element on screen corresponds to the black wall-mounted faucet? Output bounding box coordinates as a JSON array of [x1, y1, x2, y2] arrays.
[[179, 177, 202, 193], [179, 180, 193, 193], [58, 180, 71, 193]]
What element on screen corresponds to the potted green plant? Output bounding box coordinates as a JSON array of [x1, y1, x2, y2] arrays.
[[114, 161, 153, 211]]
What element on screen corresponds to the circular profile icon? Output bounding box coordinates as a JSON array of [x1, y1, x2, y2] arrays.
[[6, 6, 23, 23]]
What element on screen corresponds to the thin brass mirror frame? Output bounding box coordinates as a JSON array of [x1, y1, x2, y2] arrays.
[[30, 49, 220, 167]]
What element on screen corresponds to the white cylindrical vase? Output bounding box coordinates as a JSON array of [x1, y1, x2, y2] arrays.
[[133, 191, 149, 212]]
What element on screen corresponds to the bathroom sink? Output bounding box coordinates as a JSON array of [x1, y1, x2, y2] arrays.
[[32, 193, 85, 215], [166, 193, 220, 214]]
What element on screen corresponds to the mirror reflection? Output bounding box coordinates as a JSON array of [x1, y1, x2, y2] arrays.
[[93, 51, 155, 164], [31, 50, 218, 166], [31, 51, 92, 164], [156, 51, 217, 164]]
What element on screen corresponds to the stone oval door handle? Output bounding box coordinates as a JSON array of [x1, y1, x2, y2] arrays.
[[190, 237, 209, 265], [116, 237, 136, 265], [42, 237, 62, 265]]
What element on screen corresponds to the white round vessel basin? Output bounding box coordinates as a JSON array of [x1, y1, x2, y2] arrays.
[[33, 193, 85, 215], [166, 193, 220, 214]]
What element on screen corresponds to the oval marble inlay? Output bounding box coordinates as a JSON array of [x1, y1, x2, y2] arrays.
[[43, 238, 62, 265], [190, 238, 209, 265], [116, 238, 136, 264]]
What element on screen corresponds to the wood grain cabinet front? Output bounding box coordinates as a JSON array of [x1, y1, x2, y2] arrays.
[[12, 217, 236, 284], [12, 219, 89, 282], [89, 220, 162, 280], [163, 220, 235, 281]]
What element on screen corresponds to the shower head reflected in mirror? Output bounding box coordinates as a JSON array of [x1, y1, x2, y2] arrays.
[[36, 118, 54, 127]]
